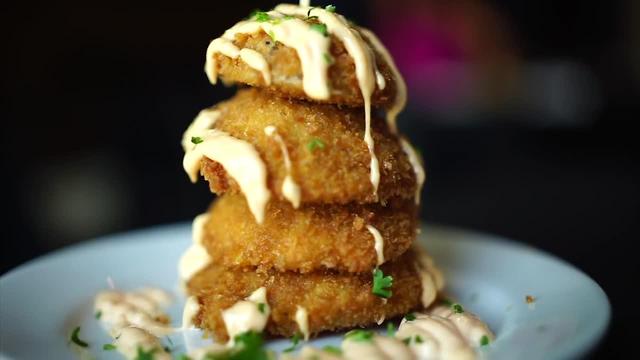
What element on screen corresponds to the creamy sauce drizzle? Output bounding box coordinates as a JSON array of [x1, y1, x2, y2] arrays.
[[265, 125, 301, 208], [359, 28, 407, 135], [178, 213, 211, 284], [413, 245, 445, 308], [94, 288, 173, 360], [182, 296, 201, 329], [400, 138, 426, 205], [366, 224, 385, 266], [204, 3, 384, 198], [182, 109, 271, 223], [205, 38, 271, 85], [221, 287, 271, 342], [295, 306, 311, 341]]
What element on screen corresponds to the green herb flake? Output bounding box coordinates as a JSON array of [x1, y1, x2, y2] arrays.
[[177, 354, 192, 360], [283, 15, 295, 20], [372, 268, 393, 299], [95, 310, 102, 319], [307, 138, 326, 152], [323, 53, 333, 65], [322, 345, 342, 355], [452, 303, 465, 314], [70, 326, 89, 348], [103, 343, 116, 351], [310, 23, 328, 37], [191, 136, 203, 145], [404, 313, 416, 321], [480, 335, 490, 346], [257, 303, 266, 314], [386, 322, 396, 337], [267, 30, 276, 41], [134, 347, 157, 360], [283, 332, 302, 353], [325, 5, 337, 13], [344, 329, 374, 342], [415, 335, 424, 344], [402, 337, 411, 345], [253, 11, 271, 22]]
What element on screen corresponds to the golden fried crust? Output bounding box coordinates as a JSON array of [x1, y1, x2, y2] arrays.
[[203, 194, 417, 273], [213, 28, 397, 107], [188, 251, 422, 341], [200, 88, 418, 204]]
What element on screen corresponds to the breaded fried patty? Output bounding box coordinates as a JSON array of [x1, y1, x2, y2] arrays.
[[199, 88, 418, 204], [203, 194, 417, 273], [213, 28, 397, 107], [188, 251, 423, 341]]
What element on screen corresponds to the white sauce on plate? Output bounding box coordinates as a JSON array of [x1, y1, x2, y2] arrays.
[[94, 287, 173, 360]]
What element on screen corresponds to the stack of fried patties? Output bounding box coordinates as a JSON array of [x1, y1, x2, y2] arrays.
[[183, 24, 441, 342]]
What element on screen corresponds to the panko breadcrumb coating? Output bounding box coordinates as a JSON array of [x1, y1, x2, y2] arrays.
[[212, 26, 397, 107], [199, 88, 418, 204], [188, 250, 423, 342], [203, 194, 417, 273]]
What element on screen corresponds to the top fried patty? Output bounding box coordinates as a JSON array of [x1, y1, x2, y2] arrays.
[[211, 28, 397, 107]]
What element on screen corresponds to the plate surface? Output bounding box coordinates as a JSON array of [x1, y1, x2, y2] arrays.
[[0, 223, 610, 360]]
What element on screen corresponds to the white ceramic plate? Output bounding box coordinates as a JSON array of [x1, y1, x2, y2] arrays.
[[0, 223, 610, 360]]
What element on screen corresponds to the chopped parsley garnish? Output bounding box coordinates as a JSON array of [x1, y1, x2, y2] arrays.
[[386, 322, 396, 336], [283, 15, 295, 20], [323, 345, 342, 355], [227, 331, 269, 360], [325, 5, 336, 12], [452, 303, 465, 314], [191, 136, 203, 144], [310, 23, 328, 37], [480, 335, 490, 346], [344, 329, 374, 342], [70, 326, 89, 348], [283, 332, 302, 353], [253, 11, 271, 22], [372, 268, 393, 298], [103, 343, 116, 351], [177, 355, 192, 360], [95, 310, 102, 319], [257, 303, 266, 314], [135, 347, 157, 360], [323, 53, 333, 65], [404, 313, 416, 321], [403, 335, 423, 345], [307, 138, 325, 151]]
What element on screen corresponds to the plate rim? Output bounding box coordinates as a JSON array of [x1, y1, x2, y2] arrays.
[[0, 222, 611, 359]]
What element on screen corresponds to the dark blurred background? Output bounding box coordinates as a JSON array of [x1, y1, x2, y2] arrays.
[[2, 0, 638, 357]]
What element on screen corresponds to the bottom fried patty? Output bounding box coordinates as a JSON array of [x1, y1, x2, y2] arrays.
[[187, 250, 430, 342]]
